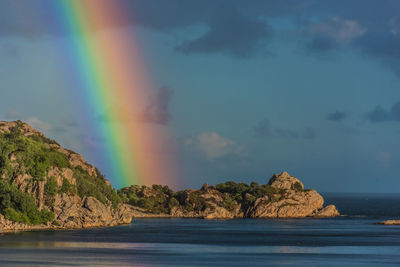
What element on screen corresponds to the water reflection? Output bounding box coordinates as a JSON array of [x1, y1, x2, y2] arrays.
[[0, 217, 400, 266]]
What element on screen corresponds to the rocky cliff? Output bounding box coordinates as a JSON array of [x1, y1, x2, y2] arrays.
[[0, 121, 130, 232], [118, 171, 340, 219]]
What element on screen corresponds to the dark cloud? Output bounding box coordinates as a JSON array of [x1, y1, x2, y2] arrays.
[[127, 0, 213, 31], [0, 0, 238, 37], [366, 101, 400, 122], [0, 0, 272, 58], [299, 1, 400, 76], [0, 0, 204, 37], [2, 0, 400, 66], [95, 85, 173, 125], [327, 111, 347, 121], [306, 16, 367, 54], [354, 33, 400, 76], [0, 0, 302, 37], [140, 86, 174, 125], [176, 5, 270, 58], [254, 119, 316, 140]]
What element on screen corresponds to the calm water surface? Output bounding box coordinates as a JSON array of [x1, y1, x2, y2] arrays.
[[1, 193, 400, 266]]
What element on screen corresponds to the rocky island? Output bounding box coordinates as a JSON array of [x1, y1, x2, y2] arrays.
[[118, 171, 339, 219], [0, 121, 339, 233]]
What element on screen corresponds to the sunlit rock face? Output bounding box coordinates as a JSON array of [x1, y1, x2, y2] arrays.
[[245, 172, 339, 218], [0, 121, 133, 233], [119, 171, 340, 219]]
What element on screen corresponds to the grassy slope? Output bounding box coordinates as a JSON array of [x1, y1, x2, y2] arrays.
[[0, 122, 120, 225]]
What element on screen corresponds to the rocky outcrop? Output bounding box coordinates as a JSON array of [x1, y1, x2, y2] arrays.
[[377, 220, 400, 225], [0, 120, 43, 137], [204, 206, 235, 219], [0, 197, 134, 232], [119, 172, 340, 219], [245, 172, 338, 218], [246, 189, 324, 218], [315, 205, 340, 217], [0, 121, 134, 233], [0, 214, 51, 232], [52, 194, 128, 229], [268, 171, 304, 191]]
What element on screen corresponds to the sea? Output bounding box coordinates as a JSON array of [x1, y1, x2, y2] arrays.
[[1, 193, 400, 266]]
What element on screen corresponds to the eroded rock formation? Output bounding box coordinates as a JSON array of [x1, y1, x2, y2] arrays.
[[119, 171, 340, 219], [0, 121, 133, 233]]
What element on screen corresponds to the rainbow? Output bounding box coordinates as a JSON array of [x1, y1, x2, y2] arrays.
[[51, 0, 178, 188]]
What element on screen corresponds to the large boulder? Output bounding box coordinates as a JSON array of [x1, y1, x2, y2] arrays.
[[268, 171, 304, 191], [245, 172, 339, 218], [315, 205, 340, 217], [52, 194, 133, 229]]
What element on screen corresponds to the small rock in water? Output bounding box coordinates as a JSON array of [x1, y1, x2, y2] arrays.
[[377, 220, 400, 225]]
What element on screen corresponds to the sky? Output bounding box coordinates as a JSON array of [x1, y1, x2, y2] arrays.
[[0, 0, 399, 192]]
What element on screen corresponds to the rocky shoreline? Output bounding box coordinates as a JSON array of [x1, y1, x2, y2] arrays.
[[0, 121, 340, 234], [0, 170, 342, 234], [118, 171, 340, 220]]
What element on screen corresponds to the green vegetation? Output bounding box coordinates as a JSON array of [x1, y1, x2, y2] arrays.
[[118, 181, 286, 214], [0, 127, 70, 181], [215, 181, 249, 202], [74, 166, 120, 208], [28, 134, 59, 146], [248, 183, 283, 199], [216, 181, 283, 202], [182, 190, 207, 212], [0, 123, 121, 224], [44, 176, 58, 206], [60, 178, 71, 194], [118, 185, 179, 214], [293, 182, 303, 191], [0, 179, 54, 224]]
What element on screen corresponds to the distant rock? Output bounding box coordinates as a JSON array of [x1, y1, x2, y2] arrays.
[[315, 205, 340, 217], [118, 171, 340, 219], [377, 220, 400, 225]]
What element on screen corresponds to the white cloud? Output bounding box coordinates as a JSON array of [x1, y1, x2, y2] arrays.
[[310, 17, 366, 44], [184, 132, 245, 160]]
